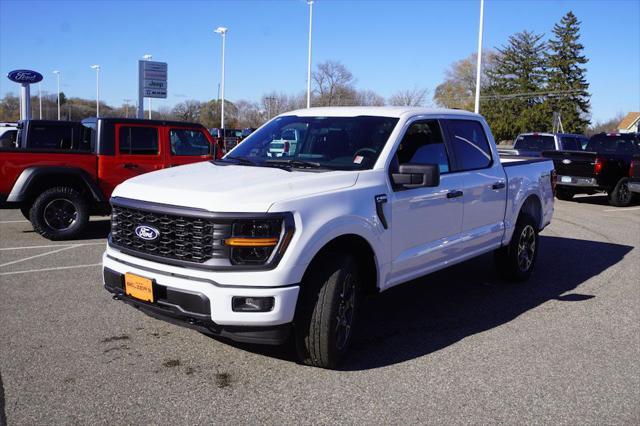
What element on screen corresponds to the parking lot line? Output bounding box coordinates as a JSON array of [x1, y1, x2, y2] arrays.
[[0, 220, 29, 224], [0, 242, 105, 251], [602, 206, 640, 212], [0, 263, 102, 276], [0, 245, 79, 268]]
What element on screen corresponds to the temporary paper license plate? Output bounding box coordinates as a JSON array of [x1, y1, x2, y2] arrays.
[[561, 176, 572, 183], [125, 273, 154, 303]]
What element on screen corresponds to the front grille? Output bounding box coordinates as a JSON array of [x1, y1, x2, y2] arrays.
[[110, 205, 231, 263]]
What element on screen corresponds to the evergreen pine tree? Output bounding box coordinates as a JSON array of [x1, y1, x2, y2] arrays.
[[546, 11, 590, 133], [482, 31, 549, 141]]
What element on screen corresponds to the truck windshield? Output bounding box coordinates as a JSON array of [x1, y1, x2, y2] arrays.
[[513, 135, 555, 151], [225, 115, 399, 170], [586, 134, 639, 154]]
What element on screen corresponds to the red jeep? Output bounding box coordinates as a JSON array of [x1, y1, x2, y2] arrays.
[[0, 117, 216, 240]]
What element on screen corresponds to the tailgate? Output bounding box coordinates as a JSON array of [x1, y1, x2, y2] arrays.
[[542, 150, 596, 178]]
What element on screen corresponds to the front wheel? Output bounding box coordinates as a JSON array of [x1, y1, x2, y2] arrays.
[[608, 178, 634, 207], [30, 186, 89, 240], [494, 214, 539, 281], [295, 253, 361, 369]]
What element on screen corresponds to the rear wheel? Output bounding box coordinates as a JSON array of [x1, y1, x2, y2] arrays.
[[494, 213, 539, 281], [295, 252, 361, 369], [608, 178, 634, 207], [555, 187, 574, 201], [30, 186, 89, 240]]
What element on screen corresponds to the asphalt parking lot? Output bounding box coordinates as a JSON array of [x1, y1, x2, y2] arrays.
[[1, 196, 639, 425]]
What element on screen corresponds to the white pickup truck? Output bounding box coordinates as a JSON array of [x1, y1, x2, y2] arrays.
[[103, 107, 555, 369]]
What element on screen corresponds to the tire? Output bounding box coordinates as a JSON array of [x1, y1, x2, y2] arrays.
[[29, 186, 89, 240], [608, 178, 634, 207], [20, 205, 31, 220], [555, 187, 574, 201], [494, 213, 539, 281], [295, 252, 361, 369]]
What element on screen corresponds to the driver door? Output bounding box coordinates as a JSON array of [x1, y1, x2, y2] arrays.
[[387, 119, 465, 288]]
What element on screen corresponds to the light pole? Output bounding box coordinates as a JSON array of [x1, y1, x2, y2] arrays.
[[142, 54, 153, 118], [38, 82, 42, 119], [52, 70, 61, 120], [123, 99, 131, 118], [215, 27, 228, 131], [474, 0, 485, 114], [306, 1, 313, 108], [91, 65, 100, 117]]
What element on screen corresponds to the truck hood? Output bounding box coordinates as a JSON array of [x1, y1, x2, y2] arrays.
[[112, 161, 359, 212]]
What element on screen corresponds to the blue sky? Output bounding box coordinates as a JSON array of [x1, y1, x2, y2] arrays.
[[1, 0, 638, 122]]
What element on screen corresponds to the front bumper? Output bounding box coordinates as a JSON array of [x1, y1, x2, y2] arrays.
[[102, 253, 300, 345], [556, 175, 599, 188], [629, 179, 640, 194]]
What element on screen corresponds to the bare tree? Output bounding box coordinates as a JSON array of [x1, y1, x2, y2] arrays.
[[389, 87, 430, 107], [434, 51, 500, 110], [172, 100, 201, 122], [234, 99, 265, 128], [356, 90, 385, 106], [312, 61, 358, 106]]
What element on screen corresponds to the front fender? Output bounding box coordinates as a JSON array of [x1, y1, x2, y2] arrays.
[[292, 215, 386, 289]]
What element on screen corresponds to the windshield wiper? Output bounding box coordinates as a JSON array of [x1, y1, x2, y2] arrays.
[[264, 159, 323, 169], [224, 155, 260, 166]]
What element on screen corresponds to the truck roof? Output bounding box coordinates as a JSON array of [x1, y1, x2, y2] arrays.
[[81, 117, 205, 128], [282, 106, 481, 119], [517, 132, 587, 138]]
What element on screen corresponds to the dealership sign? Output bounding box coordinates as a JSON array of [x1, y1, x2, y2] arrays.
[[7, 69, 43, 84], [7, 69, 43, 120], [139, 61, 167, 99]]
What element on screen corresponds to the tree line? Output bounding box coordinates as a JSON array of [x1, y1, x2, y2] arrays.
[[435, 11, 595, 140], [0, 60, 429, 129]]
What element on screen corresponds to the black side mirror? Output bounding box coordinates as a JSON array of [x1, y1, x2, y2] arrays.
[[391, 163, 440, 189]]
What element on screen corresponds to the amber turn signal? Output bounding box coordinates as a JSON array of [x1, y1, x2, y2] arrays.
[[225, 237, 278, 247]]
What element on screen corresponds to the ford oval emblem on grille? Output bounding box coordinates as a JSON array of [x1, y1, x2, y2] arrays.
[[135, 225, 160, 241], [562, 159, 572, 164]]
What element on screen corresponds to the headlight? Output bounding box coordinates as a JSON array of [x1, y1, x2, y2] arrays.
[[225, 217, 294, 265]]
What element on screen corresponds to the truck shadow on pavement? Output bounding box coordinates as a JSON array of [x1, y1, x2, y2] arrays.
[[221, 235, 633, 370], [21, 218, 111, 240]]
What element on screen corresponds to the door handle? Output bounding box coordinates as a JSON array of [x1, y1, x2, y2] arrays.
[[123, 163, 139, 170], [492, 181, 506, 190], [446, 190, 463, 199]]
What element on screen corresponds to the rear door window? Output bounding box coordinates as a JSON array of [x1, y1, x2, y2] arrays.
[[119, 126, 158, 155], [446, 120, 493, 171], [169, 129, 211, 156]]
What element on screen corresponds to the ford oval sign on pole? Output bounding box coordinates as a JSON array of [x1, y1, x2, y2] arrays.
[[8, 70, 43, 84], [7, 69, 43, 120]]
